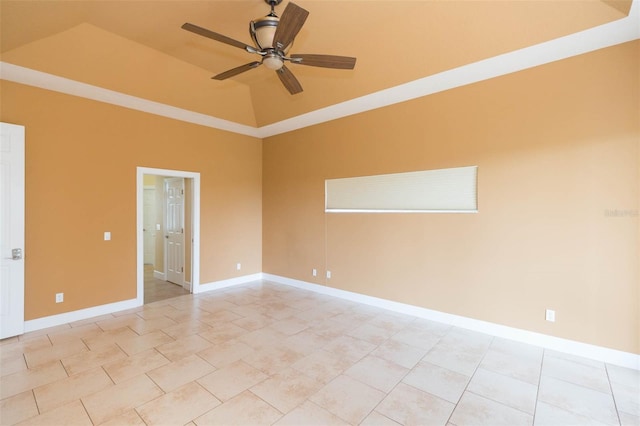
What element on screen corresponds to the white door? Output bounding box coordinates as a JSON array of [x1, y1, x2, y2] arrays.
[[0, 123, 25, 339], [165, 178, 184, 286], [143, 188, 156, 265]]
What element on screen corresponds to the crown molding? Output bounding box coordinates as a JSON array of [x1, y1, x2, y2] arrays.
[[1, 0, 638, 139]]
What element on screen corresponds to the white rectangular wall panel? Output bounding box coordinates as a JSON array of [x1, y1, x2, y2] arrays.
[[325, 166, 478, 213]]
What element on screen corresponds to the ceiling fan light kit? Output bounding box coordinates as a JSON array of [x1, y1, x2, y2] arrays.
[[181, 0, 356, 94]]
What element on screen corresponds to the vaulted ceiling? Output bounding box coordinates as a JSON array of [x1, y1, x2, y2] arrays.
[[0, 0, 635, 132]]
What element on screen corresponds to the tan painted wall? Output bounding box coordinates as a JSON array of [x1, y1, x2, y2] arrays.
[[263, 41, 639, 354], [0, 81, 262, 320]]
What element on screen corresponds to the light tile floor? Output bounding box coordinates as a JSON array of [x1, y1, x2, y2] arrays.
[[1, 281, 638, 425]]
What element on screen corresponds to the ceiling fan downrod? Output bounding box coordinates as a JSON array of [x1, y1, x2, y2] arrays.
[[265, 0, 282, 16]]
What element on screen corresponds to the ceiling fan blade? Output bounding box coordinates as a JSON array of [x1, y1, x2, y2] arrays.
[[213, 61, 261, 80], [290, 54, 356, 70], [276, 65, 303, 95], [273, 2, 309, 50], [182, 22, 254, 52]]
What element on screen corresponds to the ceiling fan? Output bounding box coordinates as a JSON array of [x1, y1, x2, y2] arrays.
[[181, 0, 356, 95]]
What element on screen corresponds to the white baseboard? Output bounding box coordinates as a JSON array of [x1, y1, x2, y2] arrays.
[[24, 298, 140, 333], [153, 270, 165, 280], [263, 273, 640, 370], [21, 271, 639, 370], [195, 273, 263, 294]]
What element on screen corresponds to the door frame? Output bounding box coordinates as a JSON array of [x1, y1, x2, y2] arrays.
[[136, 167, 200, 305]]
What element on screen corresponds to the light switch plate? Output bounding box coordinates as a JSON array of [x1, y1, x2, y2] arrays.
[[104, 232, 111, 241]]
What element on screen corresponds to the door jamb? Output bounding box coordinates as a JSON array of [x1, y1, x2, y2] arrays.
[[136, 167, 200, 305]]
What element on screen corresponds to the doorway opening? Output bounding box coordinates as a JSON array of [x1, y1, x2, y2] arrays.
[[137, 167, 200, 305]]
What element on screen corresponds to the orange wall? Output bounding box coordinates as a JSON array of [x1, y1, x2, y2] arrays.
[[263, 41, 639, 354], [0, 81, 262, 320]]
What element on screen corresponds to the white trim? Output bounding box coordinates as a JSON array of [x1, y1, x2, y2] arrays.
[[325, 209, 479, 214], [262, 273, 640, 370], [24, 298, 139, 333], [195, 273, 263, 294], [153, 270, 165, 280], [137, 167, 201, 304], [0, 62, 261, 138], [0, 0, 637, 138]]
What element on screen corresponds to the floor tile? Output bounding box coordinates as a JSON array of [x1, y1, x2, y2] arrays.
[[81, 327, 139, 350], [372, 338, 429, 369], [47, 323, 104, 345], [23, 339, 88, 369], [321, 335, 377, 364], [81, 374, 163, 424], [607, 363, 640, 389], [99, 409, 146, 426], [242, 345, 305, 376], [1, 335, 51, 361], [533, 401, 609, 426], [423, 341, 486, 377], [2, 281, 634, 426], [545, 349, 605, 369], [346, 322, 396, 345], [197, 360, 268, 401], [273, 400, 350, 425], [0, 352, 28, 377], [115, 330, 174, 356], [232, 314, 276, 331], [126, 315, 177, 335], [96, 314, 146, 332], [155, 334, 213, 361], [198, 322, 248, 344], [360, 411, 403, 425], [344, 355, 409, 393], [236, 328, 290, 351], [619, 411, 640, 426], [310, 374, 386, 424], [194, 390, 283, 425], [33, 367, 113, 413], [610, 380, 640, 417], [290, 349, 353, 384], [481, 347, 542, 385], [402, 361, 470, 403], [136, 381, 221, 425], [537, 375, 618, 425], [376, 382, 455, 426], [196, 340, 255, 368], [250, 367, 323, 413], [102, 348, 170, 383], [542, 355, 611, 393], [146, 353, 215, 392], [1, 360, 68, 399], [467, 367, 538, 414], [160, 320, 212, 339], [0, 390, 39, 425], [60, 343, 127, 376], [14, 400, 92, 426], [450, 391, 533, 426], [268, 316, 310, 335]]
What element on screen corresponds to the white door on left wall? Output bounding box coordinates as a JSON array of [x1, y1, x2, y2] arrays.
[[0, 123, 25, 339]]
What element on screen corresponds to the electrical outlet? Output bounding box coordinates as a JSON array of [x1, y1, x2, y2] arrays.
[[236, 263, 241, 271], [545, 309, 555, 322], [312, 269, 317, 277], [55, 293, 64, 303], [326, 270, 332, 279], [104, 231, 111, 241]]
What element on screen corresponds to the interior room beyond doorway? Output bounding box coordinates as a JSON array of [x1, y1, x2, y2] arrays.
[[143, 173, 192, 304]]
